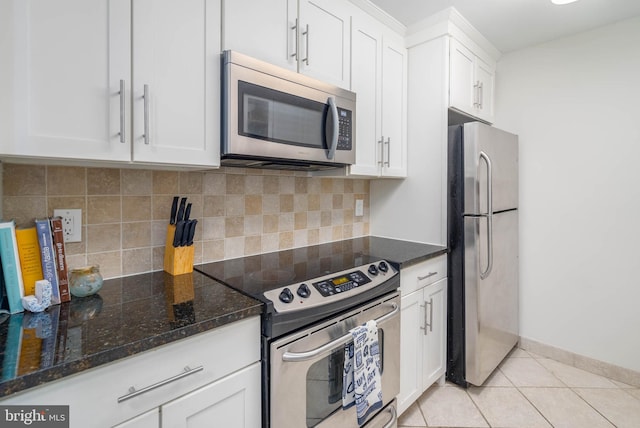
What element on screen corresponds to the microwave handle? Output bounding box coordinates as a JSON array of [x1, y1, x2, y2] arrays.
[[281, 302, 399, 362], [326, 97, 339, 160]]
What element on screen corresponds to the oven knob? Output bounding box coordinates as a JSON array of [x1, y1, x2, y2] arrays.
[[279, 287, 294, 304], [297, 283, 311, 298], [378, 261, 389, 273], [368, 264, 379, 276]]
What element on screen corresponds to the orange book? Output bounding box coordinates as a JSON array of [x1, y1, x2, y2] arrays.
[[15, 227, 44, 296]]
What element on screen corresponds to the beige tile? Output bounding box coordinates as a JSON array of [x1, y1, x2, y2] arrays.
[[321, 211, 332, 227], [225, 217, 244, 237], [500, 355, 566, 387], [320, 194, 333, 211], [203, 217, 225, 240], [574, 388, 640, 428], [3, 164, 46, 196], [244, 215, 262, 236], [293, 229, 308, 248], [87, 168, 120, 195], [320, 178, 333, 193], [86, 251, 121, 280], [261, 233, 279, 253], [332, 194, 343, 209], [226, 174, 245, 194], [308, 194, 320, 211], [537, 358, 618, 388], [224, 236, 245, 259], [87, 196, 121, 224], [263, 195, 280, 214], [153, 195, 177, 222], [202, 239, 224, 262], [203, 195, 225, 217], [612, 379, 636, 389], [47, 166, 85, 195], [279, 231, 293, 249], [225, 195, 244, 216], [398, 403, 426, 427], [152, 171, 179, 194], [294, 212, 307, 230], [417, 385, 488, 427], [279, 213, 294, 232], [244, 236, 261, 255], [122, 248, 152, 275], [87, 224, 121, 253], [179, 171, 203, 194], [342, 223, 353, 239], [122, 169, 152, 195], [152, 246, 165, 271], [3, 196, 46, 227], [280, 194, 294, 212], [307, 211, 321, 229], [294, 177, 308, 194], [343, 179, 353, 194], [307, 229, 319, 245], [245, 175, 263, 195], [626, 389, 640, 400], [279, 176, 294, 194], [468, 387, 551, 428], [123, 196, 152, 222], [245, 195, 262, 215], [293, 194, 308, 212], [508, 347, 532, 358], [263, 214, 279, 234], [203, 171, 225, 195], [332, 179, 344, 194], [122, 222, 151, 249], [520, 387, 614, 428], [476, 368, 513, 387], [151, 221, 168, 247], [263, 175, 279, 194]]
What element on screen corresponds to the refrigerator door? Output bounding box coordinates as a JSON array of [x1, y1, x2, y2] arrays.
[[463, 209, 519, 386], [463, 122, 519, 215]]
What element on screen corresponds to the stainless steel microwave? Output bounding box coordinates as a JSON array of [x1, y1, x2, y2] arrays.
[[221, 50, 356, 170]]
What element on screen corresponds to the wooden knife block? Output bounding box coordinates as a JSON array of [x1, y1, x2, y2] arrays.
[[163, 224, 194, 276]]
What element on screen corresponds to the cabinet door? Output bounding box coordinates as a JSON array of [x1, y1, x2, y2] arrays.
[[132, 0, 220, 167], [0, 0, 131, 162], [223, 0, 295, 71], [422, 278, 447, 388], [112, 409, 158, 428], [475, 57, 495, 123], [398, 290, 423, 415], [380, 32, 407, 177], [349, 11, 382, 177], [449, 38, 476, 116], [162, 363, 261, 428], [298, 0, 351, 89]]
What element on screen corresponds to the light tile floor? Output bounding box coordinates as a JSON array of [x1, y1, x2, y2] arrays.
[[398, 348, 640, 428]]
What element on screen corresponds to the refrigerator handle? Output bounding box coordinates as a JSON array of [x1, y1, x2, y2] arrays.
[[479, 151, 493, 279]]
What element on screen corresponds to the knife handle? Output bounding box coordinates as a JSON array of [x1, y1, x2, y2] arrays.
[[170, 196, 179, 225], [180, 220, 191, 246], [184, 203, 192, 222], [173, 221, 185, 247], [187, 219, 198, 246], [176, 197, 187, 222]]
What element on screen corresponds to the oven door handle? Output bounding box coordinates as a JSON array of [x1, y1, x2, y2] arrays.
[[281, 302, 399, 362]]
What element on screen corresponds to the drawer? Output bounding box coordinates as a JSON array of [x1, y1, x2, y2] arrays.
[[400, 256, 447, 295], [3, 316, 261, 428]]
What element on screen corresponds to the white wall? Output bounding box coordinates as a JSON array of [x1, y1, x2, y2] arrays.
[[494, 16, 640, 372]]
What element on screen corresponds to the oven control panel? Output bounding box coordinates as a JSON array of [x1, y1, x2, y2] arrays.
[[263, 260, 397, 314]]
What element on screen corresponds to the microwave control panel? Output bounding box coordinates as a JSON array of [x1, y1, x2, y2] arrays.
[[337, 108, 353, 150]]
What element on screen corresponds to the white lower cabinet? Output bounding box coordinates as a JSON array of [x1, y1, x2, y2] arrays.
[[398, 257, 447, 415], [2, 317, 261, 428]]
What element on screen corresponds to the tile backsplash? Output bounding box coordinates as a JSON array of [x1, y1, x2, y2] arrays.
[[2, 163, 370, 279]]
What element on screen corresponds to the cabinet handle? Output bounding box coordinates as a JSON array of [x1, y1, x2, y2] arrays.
[[479, 82, 484, 109], [417, 272, 437, 281], [118, 80, 125, 144], [377, 137, 384, 165], [143, 84, 150, 145], [117, 366, 204, 403], [384, 137, 391, 167], [291, 19, 298, 60], [302, 24, 310, 66], [473, 81, 479, 108], [426, 298, 433, 333]]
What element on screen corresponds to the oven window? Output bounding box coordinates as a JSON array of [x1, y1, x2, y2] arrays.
[[238, 81, 328, 149], [304, 329, 384, 427]]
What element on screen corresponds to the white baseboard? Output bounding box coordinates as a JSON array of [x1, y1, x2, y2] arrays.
[[519, 337, 640, 387]]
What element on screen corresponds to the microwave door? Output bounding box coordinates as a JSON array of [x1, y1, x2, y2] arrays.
[[325, 97, 338, 160]]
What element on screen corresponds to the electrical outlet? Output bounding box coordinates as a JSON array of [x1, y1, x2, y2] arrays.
[[53, 209, 82, 243], [355, 199, 364, 217]]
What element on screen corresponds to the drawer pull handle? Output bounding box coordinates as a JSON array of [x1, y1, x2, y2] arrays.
[[417, 272, 438, 281], [117, 365, 204, 403]]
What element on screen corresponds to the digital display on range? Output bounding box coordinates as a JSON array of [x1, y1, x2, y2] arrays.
[[313, 270, 372, 297]]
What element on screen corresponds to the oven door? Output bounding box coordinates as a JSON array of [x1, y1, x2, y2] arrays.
[[270, 293, 400, 428]]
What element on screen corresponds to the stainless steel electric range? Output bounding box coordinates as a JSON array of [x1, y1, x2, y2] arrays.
[[196, 241, 401, 428]]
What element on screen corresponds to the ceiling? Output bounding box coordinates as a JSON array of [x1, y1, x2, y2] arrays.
[[368, 0, 640, 53]]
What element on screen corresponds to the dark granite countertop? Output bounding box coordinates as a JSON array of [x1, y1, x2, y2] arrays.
[[0, 270, 262, 399], [362, 236, 447, 268]]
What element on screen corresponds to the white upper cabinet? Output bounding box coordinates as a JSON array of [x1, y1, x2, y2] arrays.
[[0, 0, 131, 162], [0, 0, 221, 167], [223, 0, 351, 89], [449, 38, 495, 123], [131, 0, 220, 166], [349, 10, 406, 178]]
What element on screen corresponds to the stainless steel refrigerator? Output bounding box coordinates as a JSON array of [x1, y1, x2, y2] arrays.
[[447, 121, 519, 387]]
